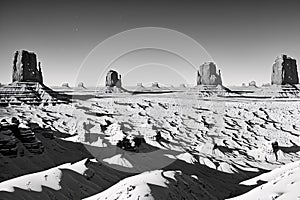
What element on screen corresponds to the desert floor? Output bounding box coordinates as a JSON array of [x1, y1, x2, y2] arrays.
[[0, 92, 300, 199]]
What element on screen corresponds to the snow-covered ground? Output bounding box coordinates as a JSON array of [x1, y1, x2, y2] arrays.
[[1, 93, 300, 199], [228, 160, 300, 200]]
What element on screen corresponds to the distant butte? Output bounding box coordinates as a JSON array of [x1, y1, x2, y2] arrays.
[[105, 70, 123, 93], [77, 82, 86, 89], [271, 54, 299, 85], [197, 62, 222, 86], [105, 70, 121, 87]]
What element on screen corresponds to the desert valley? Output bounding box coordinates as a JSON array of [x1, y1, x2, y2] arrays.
[[0, 49, 300, 200]]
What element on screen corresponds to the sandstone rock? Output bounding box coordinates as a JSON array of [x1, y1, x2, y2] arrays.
[[137, 83, 144, 87], [62, 83, 70, 88], [78, 82, 86, 88], [0, 118, 44, 156], [12, 50, 43, 84], [0, 51, 70, 106], [104, 70, 122, 93], [151, 82, 160, 88], [249, 80, 257, 87], [105, 70, 121, 87], [197, 62, 222, 85], [271, 54, 299, 85]]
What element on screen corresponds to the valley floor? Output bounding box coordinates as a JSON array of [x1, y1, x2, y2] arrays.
[[1, 93, 300, 199]]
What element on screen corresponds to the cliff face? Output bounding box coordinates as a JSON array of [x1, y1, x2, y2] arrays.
[[12, 50, 43, 84], [271, 54, 299, 85], [197, 62, 222, 85], [0, 119, 44, 157]]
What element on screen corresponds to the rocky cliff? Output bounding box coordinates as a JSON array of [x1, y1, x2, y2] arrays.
[[0, 118, 44, 157], [12, 50, 43, 84], [271, 54, 299, 85], [197, 62, 222, 85]]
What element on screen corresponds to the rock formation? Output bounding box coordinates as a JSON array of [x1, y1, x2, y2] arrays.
[[12, 50, 43, 84], [0, 50, 70, 106], [137, 83, 144, 87], [105, 70, 121, 87], [197, 62, 222, 85], [271, 54, 299, 85], [151, 82, 160, 88], [248, 80, 257, 87], [105, 70, 122, 93], [0, 118, 44, 157], [77, 82, 86, 88], [62, 83, 70, 88]]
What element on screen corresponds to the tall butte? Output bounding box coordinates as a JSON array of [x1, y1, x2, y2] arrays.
[[12, 50, 43, 84], [197, 62, 222, 86], [271, 54, 299, 85], [0, 50, 69, 106]]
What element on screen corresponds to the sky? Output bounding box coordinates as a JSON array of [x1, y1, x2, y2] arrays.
[[0, 0, 300, 87]]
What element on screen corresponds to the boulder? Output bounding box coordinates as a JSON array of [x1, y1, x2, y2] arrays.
[[197, 62, 222, 85], [12, 50, 43, 84], [105, 70, 121, 87], [271, 54, 299, 85]]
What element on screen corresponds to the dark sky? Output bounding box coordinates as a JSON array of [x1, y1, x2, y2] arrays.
[[1, 0, 300, 86]]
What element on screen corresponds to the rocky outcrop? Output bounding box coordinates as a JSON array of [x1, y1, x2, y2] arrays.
[[12, 50, 43, 84], [271, 54, 299, 85], [151, 82, 160, 88], [197, 62, 222, 85], [105, 70, 121, 87], [62, 83, 70, 88], [248, 80, 257, 87], [0, 81, 70, 106], [0, 120, 18, 157], [0, 118, 44, 157], [0, 51, 70, 106], [77, 82, 86, 88], [105, 70, 122, 93]]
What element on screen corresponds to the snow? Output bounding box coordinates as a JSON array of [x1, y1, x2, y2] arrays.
[[1, 93, 300, 199], [228, 161, 300, 200], [0, 159, 89, 192]]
